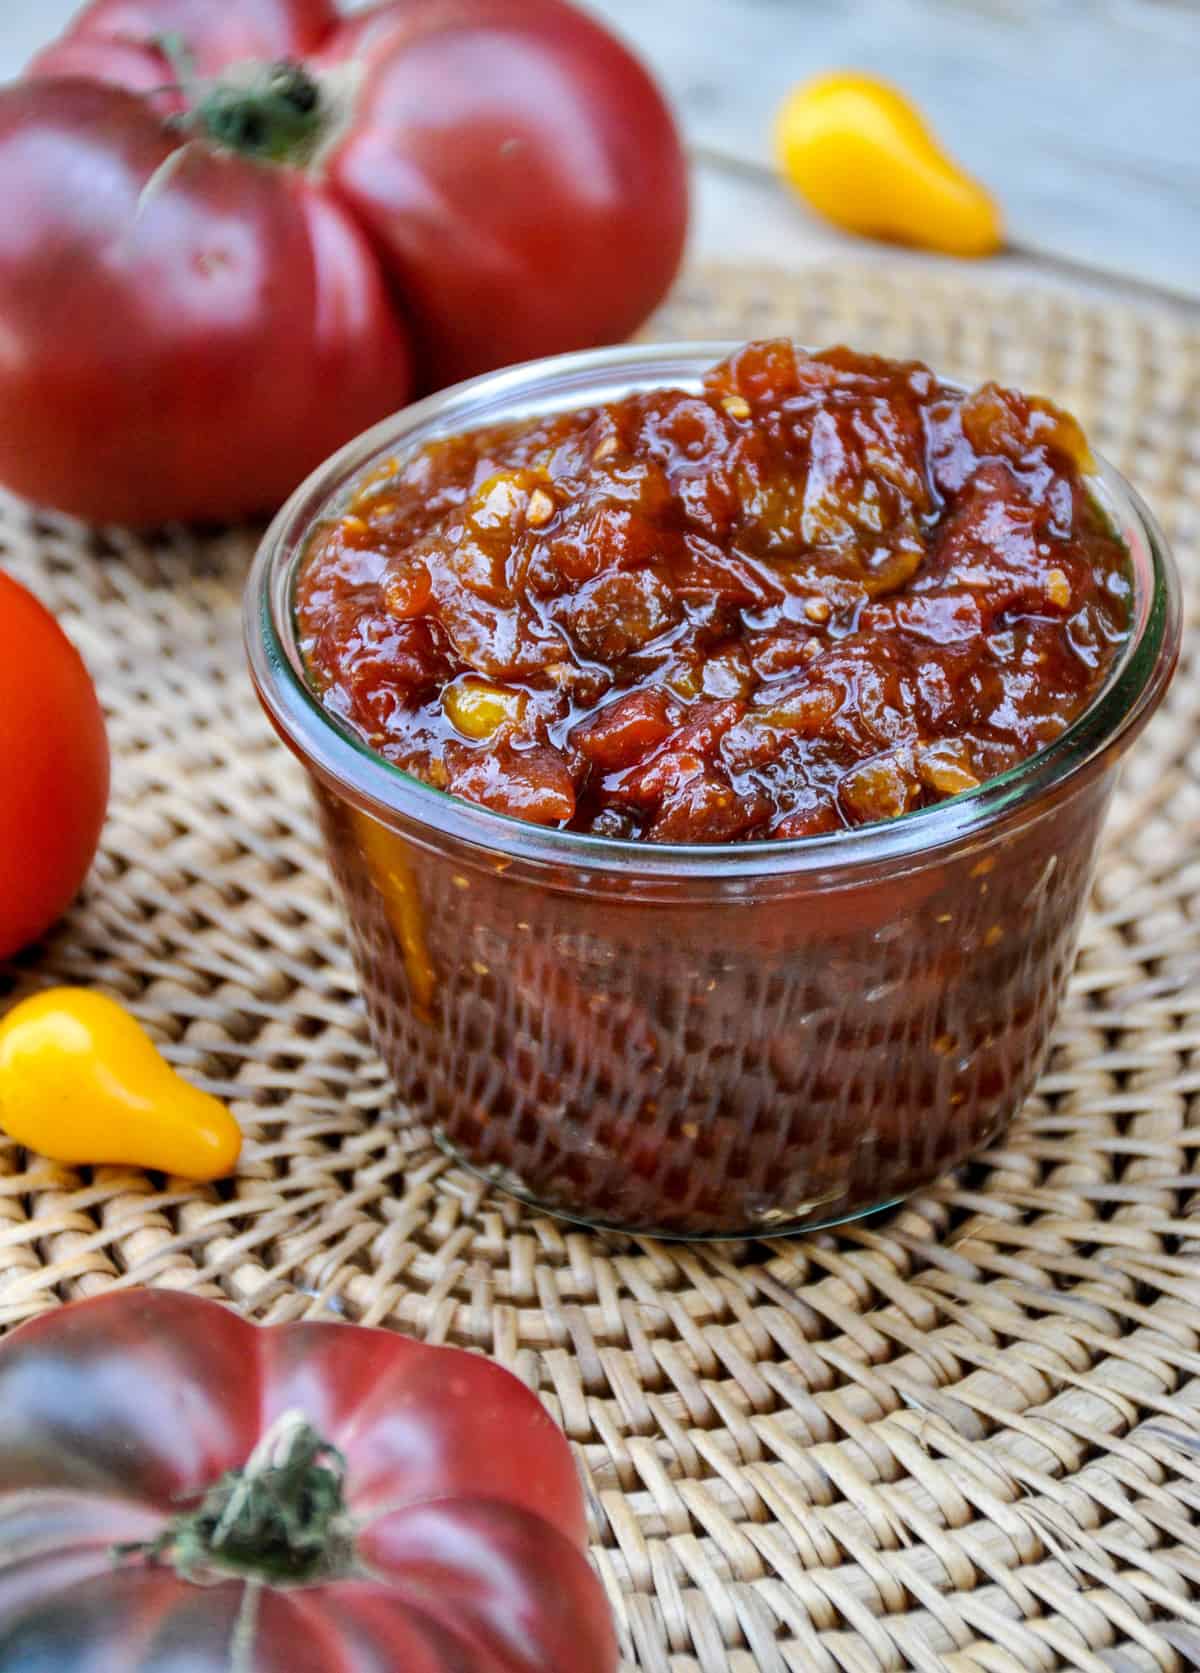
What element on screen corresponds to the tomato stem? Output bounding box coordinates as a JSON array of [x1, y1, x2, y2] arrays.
[[151, 31, 333, 168], [116, 1409, 356, 1586], [183, 60, 327, 165]]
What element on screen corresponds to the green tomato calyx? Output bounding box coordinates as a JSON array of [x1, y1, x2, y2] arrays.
[[153, 34, 330, 166], [191, 61, 326, 163], [118, 1409, 356, 1587]]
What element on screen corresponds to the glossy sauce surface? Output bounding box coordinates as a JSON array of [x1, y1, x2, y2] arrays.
[[297, 341, 1130, 842]]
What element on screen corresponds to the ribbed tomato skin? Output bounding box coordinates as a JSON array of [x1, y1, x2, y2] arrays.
[[0, 0, 686, 524], [0, 1289, 618, 1672]]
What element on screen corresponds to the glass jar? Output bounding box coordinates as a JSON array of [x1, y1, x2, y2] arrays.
[[245, 344, 1181, 1239]]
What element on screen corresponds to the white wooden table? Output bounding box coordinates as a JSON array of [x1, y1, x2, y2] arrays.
[[1, 0, 1196, 311], [587, 0, 1200, 310]]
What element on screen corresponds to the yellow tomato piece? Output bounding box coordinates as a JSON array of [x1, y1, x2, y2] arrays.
[[468, 469, 535, 532], [443, 679, 527, 740], [0, 988, 241, 1179], [916, 738, 982, 797], [351, 811, 437, 1018], [774, 72, 1003, 257]]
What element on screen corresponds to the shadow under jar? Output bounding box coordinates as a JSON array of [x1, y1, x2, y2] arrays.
[[246, 344, 1180, 1239]]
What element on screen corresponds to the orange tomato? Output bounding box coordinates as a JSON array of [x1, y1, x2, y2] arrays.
[[0, 572, 109, 958]]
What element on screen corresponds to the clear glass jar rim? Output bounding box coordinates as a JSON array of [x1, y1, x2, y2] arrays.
[[245, 340, 1182, 881]]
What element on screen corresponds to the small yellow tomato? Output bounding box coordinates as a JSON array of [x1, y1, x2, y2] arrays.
[[774, 72, 1003, 257], [0, 988, 241, 1179]]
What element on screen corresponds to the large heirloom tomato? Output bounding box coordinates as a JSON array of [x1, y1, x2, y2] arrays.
[[0, 0, 687, 526], [0, 1289, 617, 1671]]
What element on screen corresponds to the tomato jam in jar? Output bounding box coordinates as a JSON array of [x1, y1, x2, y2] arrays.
[[249, 342, 1180, 1236]]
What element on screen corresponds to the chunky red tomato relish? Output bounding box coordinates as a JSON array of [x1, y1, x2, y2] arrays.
[[297, 340, 1130, 841]]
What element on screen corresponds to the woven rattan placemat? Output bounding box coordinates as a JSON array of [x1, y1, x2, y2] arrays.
[[3, 262, 1200, 1671]]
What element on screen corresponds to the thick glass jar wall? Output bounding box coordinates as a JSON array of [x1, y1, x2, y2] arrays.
[[316, 768, 1109, 1236]]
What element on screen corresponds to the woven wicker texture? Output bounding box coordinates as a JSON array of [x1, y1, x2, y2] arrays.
[[2, 262, 1199, 1671]]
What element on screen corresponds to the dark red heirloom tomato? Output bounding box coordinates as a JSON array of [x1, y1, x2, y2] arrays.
[[0, 1289, 618, 1671], [0, 0, 686, 525]]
